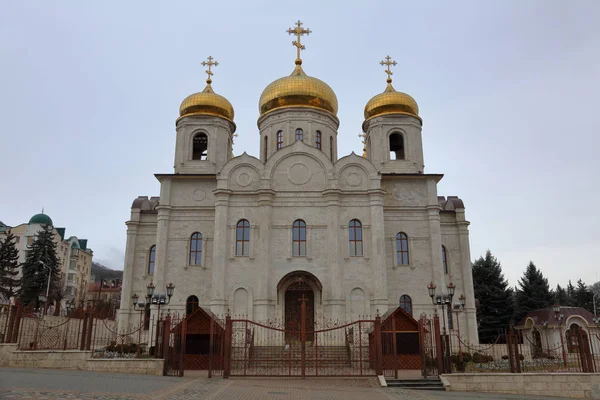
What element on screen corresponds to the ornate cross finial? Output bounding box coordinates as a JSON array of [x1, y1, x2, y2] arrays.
[[201, 56, 219, 84], [380, 55, 397, 84], [287, 20, 311, 64]]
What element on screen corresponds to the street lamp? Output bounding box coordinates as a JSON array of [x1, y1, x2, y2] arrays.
[[131, 293, 146, 358], [146, 282, 175, 318], [453, 294, 467, 367], [428, 281, 456, 372]]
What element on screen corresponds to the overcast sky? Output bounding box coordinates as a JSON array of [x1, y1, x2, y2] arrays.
[[1, 1, 598, 289]]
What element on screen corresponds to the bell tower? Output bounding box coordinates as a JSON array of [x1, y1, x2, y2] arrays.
[[362, 56, 424, 174], [174, 56, 235, 174]]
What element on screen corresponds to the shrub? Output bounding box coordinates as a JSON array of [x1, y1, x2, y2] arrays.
[[472, 352, 493, 363]]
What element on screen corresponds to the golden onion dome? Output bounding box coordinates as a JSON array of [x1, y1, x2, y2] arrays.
[[259, 61, 338, 117], [178, 73, 234, 125], [364, 80, 420, 123]]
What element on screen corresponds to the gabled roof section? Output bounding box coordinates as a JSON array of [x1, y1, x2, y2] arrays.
[[381, 306, 419, 332]]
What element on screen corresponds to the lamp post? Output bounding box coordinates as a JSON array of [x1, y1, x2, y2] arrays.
[[553, 304, 567, 367], [131, 293, 146, 358], [38, 261, 52, 317], [454, 294, 466, 365], [428, 281, 456, 372]]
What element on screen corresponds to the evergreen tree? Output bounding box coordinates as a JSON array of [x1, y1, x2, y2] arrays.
[[554, 284, 568, 307], [566, 280, 576, 306], [19, 225, 61, 307], [472, 250, 514, 343], [515, 261, 553, 323], [573, 279, 593, 312], [0, 230, 21, 300]]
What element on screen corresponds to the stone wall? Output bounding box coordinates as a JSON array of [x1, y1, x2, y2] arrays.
[[0, 347, 163, 376], [443, 373, 600, 399]]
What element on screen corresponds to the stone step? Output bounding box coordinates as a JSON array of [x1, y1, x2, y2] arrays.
[[386, 378, 445, 391]]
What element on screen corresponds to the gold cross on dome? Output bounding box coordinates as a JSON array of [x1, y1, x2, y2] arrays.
[[201, 56, 219, 83], [380, 55, 397, 83], [287, 20, 311, 62]]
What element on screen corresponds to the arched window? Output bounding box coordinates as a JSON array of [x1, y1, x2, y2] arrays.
[[277, 131, 283, 149], [236, 219, 250, 256], [442, 245, 448, 274], [264, 136, 268, 160], [330, 136, 334, 160], [399, 295, 412, 316], [292, 219, 307, 256], [295, 128, 303, 141], [148, 245, 156, 275], [186, 295, 199, 315], [389, 132, 404, 160], [396, 232, 409, 265], [192, 133, 208, 160], [189, 232, 202, 265], [349, 219, 363, 256], [316, 131, 322, 150]]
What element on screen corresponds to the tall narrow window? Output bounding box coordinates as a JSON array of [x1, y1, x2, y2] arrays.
[[399, 295, 412, 316], [349, 219, 363, 256], [316, 131, 322, 150], [148, 245, 156, 275], [295, 128, 303, 141], [236, 219, 250, 256], [189, 232, 202, 265], [292, 219, 307, 256], [442, 245, 448, 274], [330, 136, 333, 160], [396, 232, 409, 265], [264, 136, 268, 160], [192, 133, 208, 160], [186, 295, 199, 315], [277, 130, 283, 149]]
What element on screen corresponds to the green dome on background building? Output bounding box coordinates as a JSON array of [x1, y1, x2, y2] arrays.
[[29, 213, 53, 226]]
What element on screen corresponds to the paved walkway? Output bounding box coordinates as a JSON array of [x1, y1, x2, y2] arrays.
[[0, 368, 576, 399]]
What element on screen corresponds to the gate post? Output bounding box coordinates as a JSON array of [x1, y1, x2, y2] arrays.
[[223, 314, 232, 378], [392, 315, 398, 379], [208, 317, 215, 378], [419, 316, 427, 378], [162, 314, 172, 376], [300, 296, 306, 379], [374, 314, 383, 376], [85, 308, 94, 350], [80, 310, 89, 350], [179, 317, 187, 377], [433, 313, 444, 374]]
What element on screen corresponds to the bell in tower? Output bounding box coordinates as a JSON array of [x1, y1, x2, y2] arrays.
[[362, 56, 424, 174], [174, 56, 236, 173]]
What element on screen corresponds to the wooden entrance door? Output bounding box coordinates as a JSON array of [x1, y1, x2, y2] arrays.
[[285, 281, 314, 343]]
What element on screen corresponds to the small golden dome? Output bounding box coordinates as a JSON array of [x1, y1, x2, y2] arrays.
[[179, 82, 235, 123], [259, 62, 338, 117], [364, 81, 420, 122]]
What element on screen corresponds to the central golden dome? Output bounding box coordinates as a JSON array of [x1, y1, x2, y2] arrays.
[[259, 61, 338, 117]]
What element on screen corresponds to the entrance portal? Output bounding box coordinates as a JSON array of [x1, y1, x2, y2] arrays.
[[284, 280, 314, 342]]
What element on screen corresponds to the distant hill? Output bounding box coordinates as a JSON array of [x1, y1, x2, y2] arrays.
[[91, 262, 123, 282]]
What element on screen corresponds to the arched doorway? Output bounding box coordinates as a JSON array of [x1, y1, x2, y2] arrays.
[[277, 271, 322, 343]]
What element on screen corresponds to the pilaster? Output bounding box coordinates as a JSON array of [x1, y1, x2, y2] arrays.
[[369, 189, 388, 315], [210, 190, 231, 315]]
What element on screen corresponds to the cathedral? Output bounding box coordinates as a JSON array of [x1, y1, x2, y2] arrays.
[[118, 22, 479, 344]]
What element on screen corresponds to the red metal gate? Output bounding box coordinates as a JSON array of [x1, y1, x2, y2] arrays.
[[223, 300, 380, 377]]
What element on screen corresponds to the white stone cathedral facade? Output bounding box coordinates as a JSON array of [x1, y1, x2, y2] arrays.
[[118, 28, 479, 344]]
